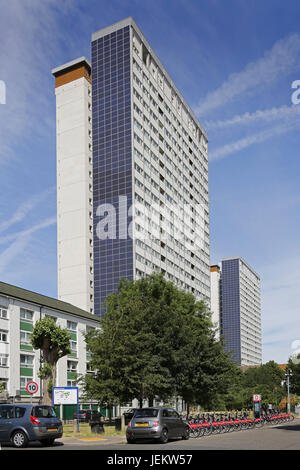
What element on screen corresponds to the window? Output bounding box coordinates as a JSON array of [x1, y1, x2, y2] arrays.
[[0, 379, 8, 390], [20, 308, 33, 322], [67, 321, 77, 332], [20, 330, 31, 344], [0, 308, 7, 319], [135, 409, 159, 418], [0, 330, 8, 342], [20, 354, 34, 368], [20, 377, 32, 390], [0, 406, 14, 419], [67, 380, 76, 387], [70, 341, 77, 354], [67, 360, 77, 372], [15, 407, 26, 418], [32, 406, 56, 418], [0, 354, 8, 367]]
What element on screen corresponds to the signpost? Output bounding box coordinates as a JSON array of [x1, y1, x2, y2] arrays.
[[52, 387, 79, 432], [253, 394, 261, 402], [26, 381, 38, 404], [26, 381, 39, 395], [253, 394, 262, 418]]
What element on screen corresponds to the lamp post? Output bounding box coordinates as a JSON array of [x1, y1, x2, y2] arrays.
[[285, 370, 292, 413]]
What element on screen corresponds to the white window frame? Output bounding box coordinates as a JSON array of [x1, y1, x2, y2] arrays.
[[67, 321, 77, 332], [0, 308, 8, 319], [0, 354, 8, 367], [67, 360, 78, 372], [20, 331, 31, 344], [20, 354, 34, 368], [20, 308, 34, 322], [0, 330, 8, 342], [20, 377, 32, 390]]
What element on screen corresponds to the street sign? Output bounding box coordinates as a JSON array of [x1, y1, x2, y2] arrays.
[[26, 381, 38, 395], [253, 394, 261, 402], [52, 387, 79, 433], [52, 387, 78, 405]]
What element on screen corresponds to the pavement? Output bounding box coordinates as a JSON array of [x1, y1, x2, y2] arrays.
[[56, 434, 127, 447]]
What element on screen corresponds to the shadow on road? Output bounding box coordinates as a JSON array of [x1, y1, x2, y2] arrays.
[[1, 440, 64, 449], [272, 423, 300, 432]]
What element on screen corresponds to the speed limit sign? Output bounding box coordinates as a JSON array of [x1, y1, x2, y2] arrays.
[[26, 381, 39, 395]]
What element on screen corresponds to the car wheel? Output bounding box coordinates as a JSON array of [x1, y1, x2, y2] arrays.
[[11, 430, 28, 448], [182, 427, 190, 440], [126, 437, 136, 444], [159, 428, 169, 444]]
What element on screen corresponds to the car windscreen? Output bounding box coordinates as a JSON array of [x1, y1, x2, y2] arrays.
[[32, 406, 57, 418], [134, 409, 159, 418]]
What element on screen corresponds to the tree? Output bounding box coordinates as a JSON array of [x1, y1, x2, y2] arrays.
[[287, 354, 300, 395], [81, 273, 238, 413], [81, 275, 179, 415], [31, 317, 71, 405]]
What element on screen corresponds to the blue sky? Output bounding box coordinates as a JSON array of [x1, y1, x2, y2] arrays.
[[0, 0, 299, 364]]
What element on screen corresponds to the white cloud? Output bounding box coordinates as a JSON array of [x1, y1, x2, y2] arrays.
[[260, 255, 300, 363], [195, 33, 300, 116], [0, 216, 56, 275], [0, 186, 55, 234], [209, 118, 300, 161], [0, 0, 71, 162], [205, 104, 300, 130]]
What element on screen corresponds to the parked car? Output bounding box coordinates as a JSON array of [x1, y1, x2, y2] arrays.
[[73, 409, 103, 423], [126, 407, 189, 444], [73, 409, 88, 422], [0, 404, 63, 448]]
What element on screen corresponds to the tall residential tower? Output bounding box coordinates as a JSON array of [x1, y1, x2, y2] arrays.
[[52, 58, 94, 314], [91, 18, 210, 316], [221, 256, 262, 366], [52, 18, 210, 317]]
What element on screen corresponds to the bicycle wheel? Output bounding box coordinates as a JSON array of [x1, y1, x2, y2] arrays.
[[189, 426, 200, 438]]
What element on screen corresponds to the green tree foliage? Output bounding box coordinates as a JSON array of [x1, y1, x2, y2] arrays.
[[81, 273, 238, 412], [31, 317, 71, 404], [287, 354, 300, 395], [220, 361, 286, 409]]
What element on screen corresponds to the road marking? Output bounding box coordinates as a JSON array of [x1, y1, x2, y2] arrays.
[[79, 438, 107, 440]]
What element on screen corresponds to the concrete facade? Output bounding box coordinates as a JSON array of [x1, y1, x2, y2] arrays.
[[52, 58, 94, 314], [0, 281, 99, 403]]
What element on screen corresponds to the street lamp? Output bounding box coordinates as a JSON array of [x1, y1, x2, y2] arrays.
[[285, 369, 293, 413]]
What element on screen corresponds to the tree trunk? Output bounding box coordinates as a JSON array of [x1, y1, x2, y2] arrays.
[[42, 375, 52, 405], [148, 397, 154, 407]]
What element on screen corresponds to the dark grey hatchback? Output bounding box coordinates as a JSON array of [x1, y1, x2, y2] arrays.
[[126, 407, 189, 444], [0, 404, 63, 448]]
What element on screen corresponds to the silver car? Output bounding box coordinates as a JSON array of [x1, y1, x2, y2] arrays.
[[126, 407, 189, 444]]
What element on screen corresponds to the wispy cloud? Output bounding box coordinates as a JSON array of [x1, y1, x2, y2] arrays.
[[0, 0, 72, 163], [0, 216, 56, 275], [209, 118, 300, 160], [205, 104, 300, 130], [195, 33, 300, 116], [0, 186, 55, 234]]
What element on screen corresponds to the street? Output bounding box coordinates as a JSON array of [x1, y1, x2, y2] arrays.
[[1, 419, 300, 451]]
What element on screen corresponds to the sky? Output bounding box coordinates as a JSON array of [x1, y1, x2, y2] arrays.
[[0, 0, 299, 364]]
